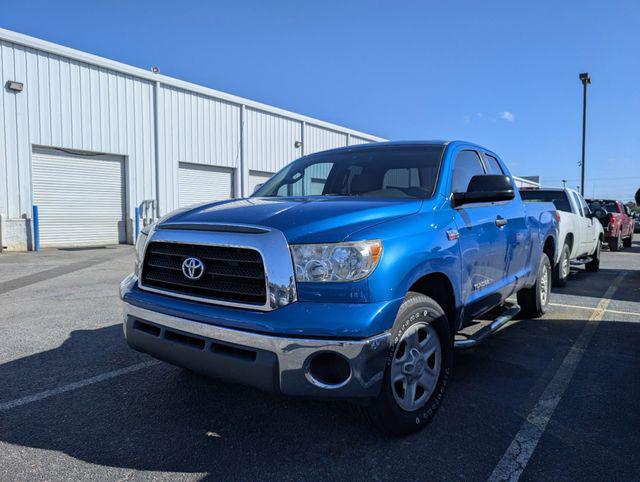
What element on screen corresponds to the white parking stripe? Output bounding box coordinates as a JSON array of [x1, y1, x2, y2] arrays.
[[0, 360, 160, 412], [550, 302, 640, 318], [488, 273, 626, 482]]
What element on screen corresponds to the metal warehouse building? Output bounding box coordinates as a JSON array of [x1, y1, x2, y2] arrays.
[[0, 28, 383, 251]]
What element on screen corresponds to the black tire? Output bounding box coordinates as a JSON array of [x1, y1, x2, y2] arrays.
[[609, 234, 621, 251], [623, 231, 633, 248], [365, 292, 453, 436], [585, 240, 600, 272], [517, 253, 551, 319], [553, 243, 570, 287]]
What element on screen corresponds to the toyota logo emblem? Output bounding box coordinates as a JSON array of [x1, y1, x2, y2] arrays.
[[182, 257, 205, 280]]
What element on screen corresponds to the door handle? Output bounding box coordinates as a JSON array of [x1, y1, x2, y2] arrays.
[[495, 216, 508, 228]]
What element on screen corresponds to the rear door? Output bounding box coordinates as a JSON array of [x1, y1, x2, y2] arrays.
[[451, 150, 510, 319], [482, 152, 531, 284]]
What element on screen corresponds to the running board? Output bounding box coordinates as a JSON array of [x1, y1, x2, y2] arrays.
[[454, 304, 521, 349], [571, 257, 592, 266]]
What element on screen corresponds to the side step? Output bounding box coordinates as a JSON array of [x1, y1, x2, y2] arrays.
[[571, 256, 593, 266], [454, 304, 521, 349]]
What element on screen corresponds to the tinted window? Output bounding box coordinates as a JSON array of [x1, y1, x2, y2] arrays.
[[520, 190, 572, 212], [451, 150, 485, 193], [254, 146, 444, 199], [483, 153, 504, 175], [588, 200, 619, 213]]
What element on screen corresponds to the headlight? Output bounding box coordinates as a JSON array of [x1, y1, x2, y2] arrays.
[[290, 240, 382, 282]]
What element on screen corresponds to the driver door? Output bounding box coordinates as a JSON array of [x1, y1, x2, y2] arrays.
[[451, 150, 510, 320]]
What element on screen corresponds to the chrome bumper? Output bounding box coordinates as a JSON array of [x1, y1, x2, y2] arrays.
[[123, 303, 391, 398]]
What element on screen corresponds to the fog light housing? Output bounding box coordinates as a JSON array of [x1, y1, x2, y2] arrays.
[[306, 352, 351, 388]]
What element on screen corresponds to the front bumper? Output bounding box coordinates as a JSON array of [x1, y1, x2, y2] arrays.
[[123, 302, 391, 399]]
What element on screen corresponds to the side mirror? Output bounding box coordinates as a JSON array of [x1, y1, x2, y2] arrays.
[[452, 175, 515, 208], [252, 183, 264, 195]]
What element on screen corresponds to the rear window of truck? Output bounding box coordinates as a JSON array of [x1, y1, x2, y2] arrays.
[[520, 190, 572, 212]]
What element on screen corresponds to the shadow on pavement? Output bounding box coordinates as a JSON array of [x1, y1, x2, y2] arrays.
[[2, 311, 638, 479]]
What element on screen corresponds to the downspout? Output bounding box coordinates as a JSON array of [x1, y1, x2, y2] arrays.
[[153, 79, 161, 221]]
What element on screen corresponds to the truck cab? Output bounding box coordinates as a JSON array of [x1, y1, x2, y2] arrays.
[[121, 140, 557, 435]]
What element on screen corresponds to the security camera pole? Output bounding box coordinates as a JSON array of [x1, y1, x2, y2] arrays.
[[579, 72, 591, 196]]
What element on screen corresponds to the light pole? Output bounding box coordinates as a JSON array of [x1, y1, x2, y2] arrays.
[[579, 72, 591, 196], [562, 179, 567, 188]]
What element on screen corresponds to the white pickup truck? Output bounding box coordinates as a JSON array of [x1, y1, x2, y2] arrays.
[[521, 187, 604, 286]]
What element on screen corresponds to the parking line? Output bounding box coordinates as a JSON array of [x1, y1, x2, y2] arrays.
[[550, 302, 640, 318], [0, 360, 160, 412], [488, 272, 626, 482]]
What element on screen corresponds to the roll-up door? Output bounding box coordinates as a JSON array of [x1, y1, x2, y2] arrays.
[[31, 147, 126, 247], [178, 163, 234, 207]]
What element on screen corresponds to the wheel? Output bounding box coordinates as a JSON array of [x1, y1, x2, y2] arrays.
[[553, 243, 570, 287], [623, 231, 633, 248], [609, 234, 621, 251], [365, 292, 452, 436], [517, 253, 551, 319], [585, 240, 600, 272]]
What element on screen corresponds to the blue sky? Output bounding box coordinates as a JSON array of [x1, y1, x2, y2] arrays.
[[3, 0, 639, 200]]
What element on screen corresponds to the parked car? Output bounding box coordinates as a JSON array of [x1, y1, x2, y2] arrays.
[[521, 188, 603, 286], [120, 140, 557, 435], [586, 199, 634, 251], [634, 215, 640, 234]]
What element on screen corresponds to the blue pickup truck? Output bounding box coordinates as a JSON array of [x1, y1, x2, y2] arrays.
[[120, 140, 557, 435]]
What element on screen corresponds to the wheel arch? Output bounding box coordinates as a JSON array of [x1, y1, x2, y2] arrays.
[[564, 232, 574, 253], [408, 272, 458, 332], [543, 235, 556, 265]]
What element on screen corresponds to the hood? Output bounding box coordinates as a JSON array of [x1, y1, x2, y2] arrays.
[[160, 197, 423, 243]]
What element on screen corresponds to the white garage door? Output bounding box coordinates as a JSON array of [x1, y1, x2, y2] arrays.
[[178, 163, 234, 207], [31, 148, 126, 247], [249, 171, 273, 194]]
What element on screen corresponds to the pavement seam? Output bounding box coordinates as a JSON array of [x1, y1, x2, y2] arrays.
[[487, 272, 626, 482]]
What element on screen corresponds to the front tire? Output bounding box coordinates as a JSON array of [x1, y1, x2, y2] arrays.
[[553, 243, 570, 287], [517, 253, 551, 318], [366, 292, 452, 436]]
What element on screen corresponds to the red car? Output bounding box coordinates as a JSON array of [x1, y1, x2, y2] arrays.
[[587, 199, 634, 251]]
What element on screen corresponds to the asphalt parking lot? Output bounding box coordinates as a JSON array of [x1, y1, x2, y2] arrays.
[[1, 243, 639, 481]]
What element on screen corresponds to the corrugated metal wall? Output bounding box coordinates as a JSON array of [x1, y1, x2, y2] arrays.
[[348, 136, 371, 146], [304, 125, 347, 155], [158, 85, 241, 211], [245, 109, 303, 173], [0, 39, 156, 221], [0, 28, 383, 248]]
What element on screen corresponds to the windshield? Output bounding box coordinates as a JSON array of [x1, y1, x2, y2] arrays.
[[520, 190, 572, 212], [252, 145, 444, 199]]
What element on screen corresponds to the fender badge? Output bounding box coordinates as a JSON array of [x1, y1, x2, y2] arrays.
[[446, 229, 459, 241]]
